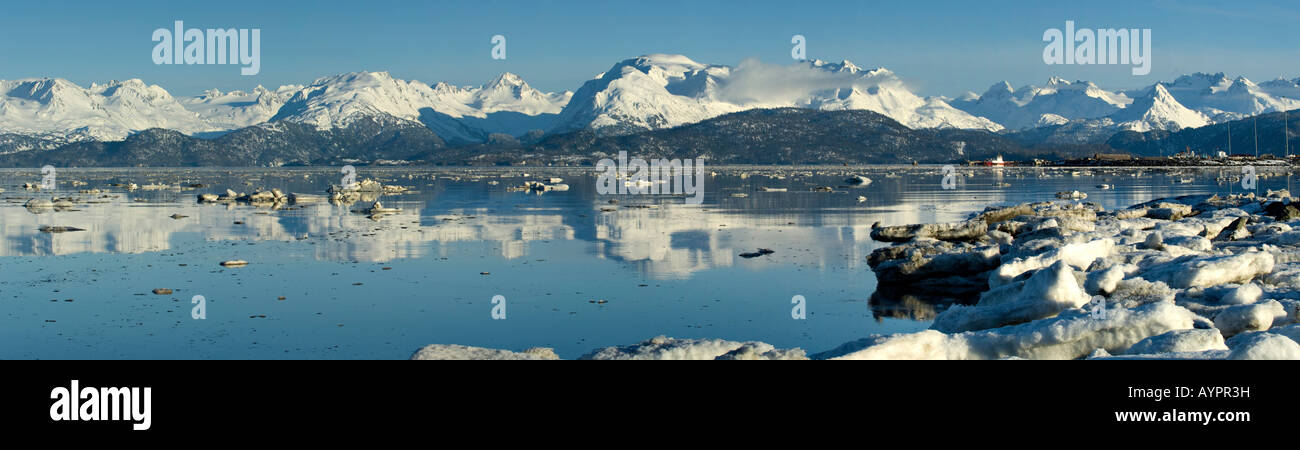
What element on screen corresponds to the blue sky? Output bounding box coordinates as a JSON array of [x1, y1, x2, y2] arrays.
[[2, 0, 1298, 97]]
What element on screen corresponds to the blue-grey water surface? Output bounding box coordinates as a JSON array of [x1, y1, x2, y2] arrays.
[[0, 165, 1291, 358]]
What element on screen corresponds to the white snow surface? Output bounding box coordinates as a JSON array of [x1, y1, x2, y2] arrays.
[[410, 344, 560, 360], [817, 302, 1197, 360], [579, 335, 806, 360]]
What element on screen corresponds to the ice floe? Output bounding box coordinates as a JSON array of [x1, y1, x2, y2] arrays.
[[412, 192, 1300, 360]]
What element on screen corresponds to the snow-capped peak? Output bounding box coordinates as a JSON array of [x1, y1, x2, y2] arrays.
[[1046, 76, 1071, 86], [0, 77, 206, 141], [1110, 83, 1208, 132], [485, 72, 525, 88], [552, 55, 1001, 134]]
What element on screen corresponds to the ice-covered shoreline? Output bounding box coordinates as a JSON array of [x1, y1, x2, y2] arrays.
[[413, 191, 1300, 360]]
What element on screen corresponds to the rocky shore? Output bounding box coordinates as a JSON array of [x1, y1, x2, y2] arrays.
[[413, 190, 1300, 360]]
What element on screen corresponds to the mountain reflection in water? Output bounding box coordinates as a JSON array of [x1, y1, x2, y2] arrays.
[[0, 166, 1290, 358]]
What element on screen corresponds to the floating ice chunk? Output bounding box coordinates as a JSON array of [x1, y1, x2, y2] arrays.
[[990, 238, 1115, 288], [1092, 350, 1231, 360], [1226, 332, 1300, 360], [1162, 235, 1212, 252], [714, 343, 808, 360], [1084, 265, 1127, 296], [1265, 231, 1300, 246], [974, 280, 1027, 307], [988, 229, 1014, 246], [821, 302, 1196, 360], [932, 260, 1091, 333], [1213, 216, 1251, 241], [1105, 277, 1178, 309], [1139, 251, 1275, 289], [579, 336, 798, 360], [1125, 329, 1227, 355], [409, 345, 560, 360], [1220, 283, 1263, 305], [870, 219, 988, 242], [1268, 324, 1300, 343], [1146, 203, 1192, 221], [868, 241, 1000, 288], [1144, 231, 1163, 250], [1212, 300, 1287, 338]]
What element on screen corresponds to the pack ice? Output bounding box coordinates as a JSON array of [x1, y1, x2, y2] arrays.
[[410, 192, 1300, 360]]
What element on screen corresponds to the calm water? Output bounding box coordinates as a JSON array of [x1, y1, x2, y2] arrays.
[[0, 165, 1292, 359]]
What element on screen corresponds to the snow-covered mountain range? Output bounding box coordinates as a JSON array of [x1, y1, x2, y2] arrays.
[[0, 71, 572, 145], [551, 54, 1001, 134], [950, 73, 1300, 136], [3, 55, 1300, 148]]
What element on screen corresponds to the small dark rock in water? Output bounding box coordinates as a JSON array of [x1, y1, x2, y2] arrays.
[[220, 260, 249, 267], [152, 288, 173, 295], [277, 296, 286, 301], [170, 214, 188, 219], [352, 282, 363, 286], [38, 226, 86, 233], [739, 252, 762, 258], [234, 221, 244, 225], [480, 272, 491, 275], [757, 248, 775, 255], [382, 267, 392, 270]]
